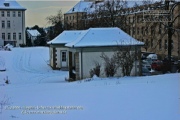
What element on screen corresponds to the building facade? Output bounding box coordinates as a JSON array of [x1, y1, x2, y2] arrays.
[[0, 0, 26, 47], [64, 0, 180, 59]]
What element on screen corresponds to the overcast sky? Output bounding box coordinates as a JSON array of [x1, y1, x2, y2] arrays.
[[16, 0, 79, 27]]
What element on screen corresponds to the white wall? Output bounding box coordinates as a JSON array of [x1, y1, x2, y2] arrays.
[[80, 51, 140, 79], [0, 10, 26, 46], [49, 47, 53, 68], [81, 51, 123, 79]]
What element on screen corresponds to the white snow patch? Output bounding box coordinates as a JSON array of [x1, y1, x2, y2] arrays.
[[0, 47, 179, 120]]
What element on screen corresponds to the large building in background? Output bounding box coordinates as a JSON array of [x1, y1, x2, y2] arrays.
[[64, 0, 180, 59], [0, 0, 26, 47]]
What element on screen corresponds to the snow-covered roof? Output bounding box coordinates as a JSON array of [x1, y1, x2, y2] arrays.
[[66, 1, 93, 14], [47, 30, 86, 45], [65, 27, 144, 48], [0, 0, 26, 10], [27, 30, 41, 37]]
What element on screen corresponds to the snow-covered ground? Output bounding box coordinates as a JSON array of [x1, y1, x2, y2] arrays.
[[0, 47, 180, 120]]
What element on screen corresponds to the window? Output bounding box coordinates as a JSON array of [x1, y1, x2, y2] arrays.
[[145, 39, 148, 47], [171, 40, 173, 50], [159, 24, 161, 34], [159, 39, 162, 50], [70, 16, 71, 20], [165, 40, 167, 50], [18, 11, 21, 17], [62, 52, 66, 62], [129, 17, 131, 23], [146, 27, 148, 35], [66, 17, 68, 20], [13, 33, 16, 40], [7, 21, 10, 28], [7, 11, 10, 17], [1, 11, 4, 17], [2, 21, 5, 28], [2, 33, 5, 40], [137, 17, 141, 23], [19, 33, 21, 40], [151, 39, 153, 48], [151, 26, 154, 35], [8, 33, 11, 40], [137, 27, 139, 35], [13, 11, 16, 17], [133, 27, 135, 34], [133, 16, 135, 22], [142, 27, 144, 35]]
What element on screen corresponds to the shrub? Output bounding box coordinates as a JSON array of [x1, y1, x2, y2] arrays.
[[100, 53, 118, 77], [89, 62, 101, 78]]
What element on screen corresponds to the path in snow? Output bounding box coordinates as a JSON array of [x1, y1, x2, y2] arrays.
[[0, 47, 68, 85]]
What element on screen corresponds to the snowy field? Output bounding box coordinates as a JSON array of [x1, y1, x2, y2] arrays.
[[0, 47, 180, 120]]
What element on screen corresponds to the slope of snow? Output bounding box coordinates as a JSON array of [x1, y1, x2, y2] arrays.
[[0, 47, 180, 120]]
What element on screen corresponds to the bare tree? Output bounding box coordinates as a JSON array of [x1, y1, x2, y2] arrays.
[[84, 0, 128, 30], [114, 46, 137, 76], [46, 9, 64, 39], [100, 53, 118, 77]]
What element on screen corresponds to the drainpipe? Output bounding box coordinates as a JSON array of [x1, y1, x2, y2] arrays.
[[80, 48, 83, 79]]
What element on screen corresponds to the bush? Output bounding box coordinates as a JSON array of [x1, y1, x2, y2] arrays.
[[100, 53, 118, 77], [89, 62, 101, 78], [19, 44, 26, 47]]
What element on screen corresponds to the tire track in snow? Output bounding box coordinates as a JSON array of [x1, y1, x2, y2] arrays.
[[11, 48, 67, 84]]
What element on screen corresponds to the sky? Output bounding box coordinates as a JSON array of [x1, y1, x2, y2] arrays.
[[16, 0, 80, 28]]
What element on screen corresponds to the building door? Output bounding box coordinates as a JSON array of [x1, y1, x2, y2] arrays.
[[61, 51, 67, 67]]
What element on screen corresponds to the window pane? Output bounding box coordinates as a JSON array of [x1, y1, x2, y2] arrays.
[[13, 11, 16, 17], [8, 33, 10, 40], [62, 52, 66, 61], [7, 21, 10, 28], [1, 11, 4, 17], [19, 33, 21, 40], [7, 11, 10, 17], [18, 11, 21, 17], [13, 33, 16, 40], [2, 33, 5, 40], [2, 21, 5, 28]]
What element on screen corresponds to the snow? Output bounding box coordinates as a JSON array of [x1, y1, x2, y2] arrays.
[[0, 0, 26, 10], [27, 30, 41, 37], [47, 30, 86, 45], [0, 47, 180, 120], [65, 27, 144, 47]]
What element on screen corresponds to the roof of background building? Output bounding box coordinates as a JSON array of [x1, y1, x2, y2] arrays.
[[66, 1, 93, 14], [0, 0, 26, 10], [27, 30, 41, 37], [65, 0, 146, 14]]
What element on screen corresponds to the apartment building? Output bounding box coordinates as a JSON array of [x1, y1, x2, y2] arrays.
[[64, 0, 180, 59], [0, 0, 26, 47]]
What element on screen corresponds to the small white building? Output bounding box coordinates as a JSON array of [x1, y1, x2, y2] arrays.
[[47, 30, 84, 70], [27, 29, 41, 45], [0, 0, 26, 46], [48, 27, 144, 80]]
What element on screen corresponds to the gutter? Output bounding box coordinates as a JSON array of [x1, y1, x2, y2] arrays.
[[80, 48, 83, 79]]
